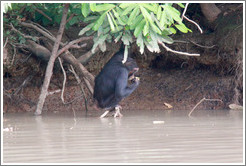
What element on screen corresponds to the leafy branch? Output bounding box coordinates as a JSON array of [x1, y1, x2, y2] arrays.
[[79, 3, 199, 57]]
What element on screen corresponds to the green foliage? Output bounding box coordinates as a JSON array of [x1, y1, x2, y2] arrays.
[[3, 3, 83, 28], [79, 3, 191, 54]]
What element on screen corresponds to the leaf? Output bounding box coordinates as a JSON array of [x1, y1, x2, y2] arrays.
[[169, 27, 176, 34], [162, 28, 173, 35], [159, 34, 174, 44], [164, 102, 173, 108], [165, 5, 182, 24], [81, 3, 90, 17], [127, 6, 140, 25], [134, 19, 145, 37], [176, 3, 185, 8], [79, 23, 94, 36], [99, 41, 106, 52], [144, 40, 154, 52], [83, 16, 98, 22], [130, 15, 143, 30], [140, 5, 153, 23], [69, 16, 78, 26], [122, 45, 128, 63], [150, 22, 162, 34], [159, 10, 166, 28], [157, 6, 162, 20], [94, 4, 115, 12], [114, 32, 123, 43], [92, 34, 108, 53], [143, 21, 149, 36], [136, 34, 144, 54], [122, 4, 137, 16], [107, 13, 115, 31], [92, 12, 107, 31], [142, 3, 157, 14], [121, 32, 132, 45], [103, 26, 111, 34], [149, 30, 160, 52], [175, 23, 188, 33], [119, 3, 132, 8], [109, 11, 118, 30], [89, 3, 96, 12], [112, 9, 126, 26]]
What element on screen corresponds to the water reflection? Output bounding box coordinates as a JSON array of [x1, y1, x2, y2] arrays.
[[3, 110, 244, 164]]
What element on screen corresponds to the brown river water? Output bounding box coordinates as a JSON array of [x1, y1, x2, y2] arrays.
[[2, 109, 244, 164]]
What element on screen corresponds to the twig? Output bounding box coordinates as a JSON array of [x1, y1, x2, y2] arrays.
[[58, 57, 84, 105], [181, 3, 203, 34], [20, 21, 60, 45], [47, 89, 61, 96], [58, 57, 66, 104], [66, 14, 75, 24], [57, 36, 92, 56], [35, 8, 52, 21], [183, 16, 203, 34], [181, 3, 189, 21], [10, 44, 17, 66], [159, 42, 200, 56], [9, 23, 37, 40], [188, 40, 216, 49], [4, 37, 8, 48], [72, 108, 77, 123], [14, 75, 33, 95], [30, 21, 55, 38], [69, 65, 88, 112], [188, 97, 223, 117]]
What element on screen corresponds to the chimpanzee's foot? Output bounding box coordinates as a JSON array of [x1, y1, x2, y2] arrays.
[[113, 105, 123, 118], [100, 110, 109, 118]]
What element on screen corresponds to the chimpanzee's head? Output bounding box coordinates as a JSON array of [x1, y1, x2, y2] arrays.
[[124, 57, 139, 80]]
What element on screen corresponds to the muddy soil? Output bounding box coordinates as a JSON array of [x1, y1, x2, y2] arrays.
[[3, 63, 234, 114], [3, 3, 243, 114]]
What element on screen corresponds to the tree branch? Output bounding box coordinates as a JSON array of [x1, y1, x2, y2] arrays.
[[35, 8, 52, 21], [188, 97, 222, 117], [182, 3, 203, 34], [158, 42, 200, 56], [35, 3, 70, 115], [57, 36, 93, 56], [77, 46, 100, 64]]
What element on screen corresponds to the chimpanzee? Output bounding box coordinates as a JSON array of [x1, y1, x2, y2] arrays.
[[93, 47, 140, 118]]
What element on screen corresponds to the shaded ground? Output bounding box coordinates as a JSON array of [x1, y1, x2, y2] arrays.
[[3, 64, 234, 114]]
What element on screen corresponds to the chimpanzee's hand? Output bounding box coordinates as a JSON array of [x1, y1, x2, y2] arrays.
[[132, 77, 140, 85]]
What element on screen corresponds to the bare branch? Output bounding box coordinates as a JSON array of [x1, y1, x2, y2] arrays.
[[20, 21, 60, 45], [181, 3, 189, 21], [35, 8, 52, 21], [188, 40, 216, 49], [188, 97, 222, 117], [57, 36, 93, 56], [159, 42, 200, 56], [9, 23, 37, 40], [35, 4, 70, 115], [77, 46, 100, 64], [183, 16, 203, 34], [66, 13, 75, 24], [58, 57, 66, 104], [69, 65, 88, 112], [182, 3, 203, 34], [4, 37, 8, 48]]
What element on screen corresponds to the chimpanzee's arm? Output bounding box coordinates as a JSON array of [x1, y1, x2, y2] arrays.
[[115, 70, 139, 99]]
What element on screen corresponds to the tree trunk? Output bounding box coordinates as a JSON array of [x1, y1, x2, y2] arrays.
[[200, 3, 221, 22], [35, 4, 69, 115]]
